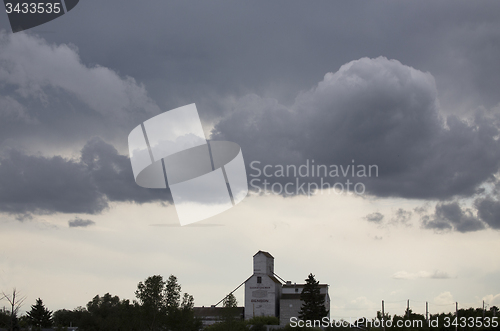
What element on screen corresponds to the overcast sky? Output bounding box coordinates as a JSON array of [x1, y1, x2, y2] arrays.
[[1, 0, 500, 320]]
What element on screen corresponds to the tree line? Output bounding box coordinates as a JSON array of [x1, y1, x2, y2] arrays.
[[3, 273, 495, 330], [1, 275, 201, 331]]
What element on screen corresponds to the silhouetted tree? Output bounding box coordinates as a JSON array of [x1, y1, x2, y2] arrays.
[[0, 308, 11, 329], [135, 274, 201, 331], [135, 275, 166, 330], [220, 293, 240, 323], [223, 293, 238, 308], [53, 308, 86, 328], [165, 275, 181, 310], [298, 273, 328, 321], [80, 293, 140, 331], [26, 298, 53, 329]]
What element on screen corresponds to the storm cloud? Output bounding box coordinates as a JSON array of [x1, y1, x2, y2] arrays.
[[0, 32, 160, 153], [2, 56, 500, 220], [475, 197, 500, 230], [1, 4, 500, 225], [0, 138, 171, 217], [2, 1, 498, 116], [212, 57, 500, 200], [421, 202, 486, 233]]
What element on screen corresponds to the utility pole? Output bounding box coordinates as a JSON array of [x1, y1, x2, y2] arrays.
[[407, 300, 410, 319], [426, 302, 429, 322], [382, 300, 386, 331], [455, 302, 458, 331], [483, 300, 485, 320]]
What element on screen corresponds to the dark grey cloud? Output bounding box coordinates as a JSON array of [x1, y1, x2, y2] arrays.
[[79, 138, 171, 204], [475, 197, 500, 230], [0, 138, 171, 217], [365, 212, 384, 224], [0, 147, 106, 215], [421, 202, 486, 233], [3, 0, 497, 121], [1, 1, 499, 141], [420, 215, 452, 232], [0, 32, 160, 153], [213, 57, 500, 200], [69, 217, 95, 228], [1, 2, 500, 222]]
